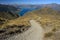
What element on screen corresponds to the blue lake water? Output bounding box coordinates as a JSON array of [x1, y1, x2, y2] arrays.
[[19, 8, 38, 16]]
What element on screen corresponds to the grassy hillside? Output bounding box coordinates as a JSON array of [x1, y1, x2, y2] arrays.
[[1, 7, 60, 29], [0, 7, 60, 40], [24, 7, 60, 28]]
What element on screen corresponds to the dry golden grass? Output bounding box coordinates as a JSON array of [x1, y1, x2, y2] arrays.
[[1, 8, 60, 31]]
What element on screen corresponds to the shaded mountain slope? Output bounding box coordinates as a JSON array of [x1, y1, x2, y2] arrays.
[[0, 4, 18, 12], [0, 4, 19, 20], [0, 12, 19, 20]]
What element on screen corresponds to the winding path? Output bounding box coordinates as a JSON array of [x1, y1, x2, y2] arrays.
[[7, 20, 44, 40]]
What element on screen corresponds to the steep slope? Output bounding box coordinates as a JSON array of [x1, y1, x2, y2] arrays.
[[0, 4, 19, 20], [0, 12, 19, 20]]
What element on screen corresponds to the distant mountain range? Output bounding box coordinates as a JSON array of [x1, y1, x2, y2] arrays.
[[0, 4, 60, 40], [16, 3, 60, 16], [0, 3, 60, 18], [18, 3, 60, 10]]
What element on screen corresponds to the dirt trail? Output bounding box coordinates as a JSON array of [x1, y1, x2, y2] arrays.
[[6, 20, 44, 40]]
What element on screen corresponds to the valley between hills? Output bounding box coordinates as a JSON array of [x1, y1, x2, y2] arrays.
[[0, 6, 60, 40]]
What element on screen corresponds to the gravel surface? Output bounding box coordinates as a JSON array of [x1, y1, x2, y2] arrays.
[[6, 20, 44, 40]]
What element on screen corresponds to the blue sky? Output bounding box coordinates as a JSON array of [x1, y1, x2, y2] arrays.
[[0, 0, 60, 4]]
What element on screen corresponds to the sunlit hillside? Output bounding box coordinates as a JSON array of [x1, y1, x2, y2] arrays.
[[23, 7, 60, 29], [1, 7, 60, 29], [0, 7, 60, 40]]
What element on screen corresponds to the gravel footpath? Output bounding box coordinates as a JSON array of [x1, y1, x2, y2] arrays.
[[6, 20, 44, 40]]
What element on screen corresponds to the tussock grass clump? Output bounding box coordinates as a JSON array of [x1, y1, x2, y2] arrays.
[[44, 32, 53, 37]]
